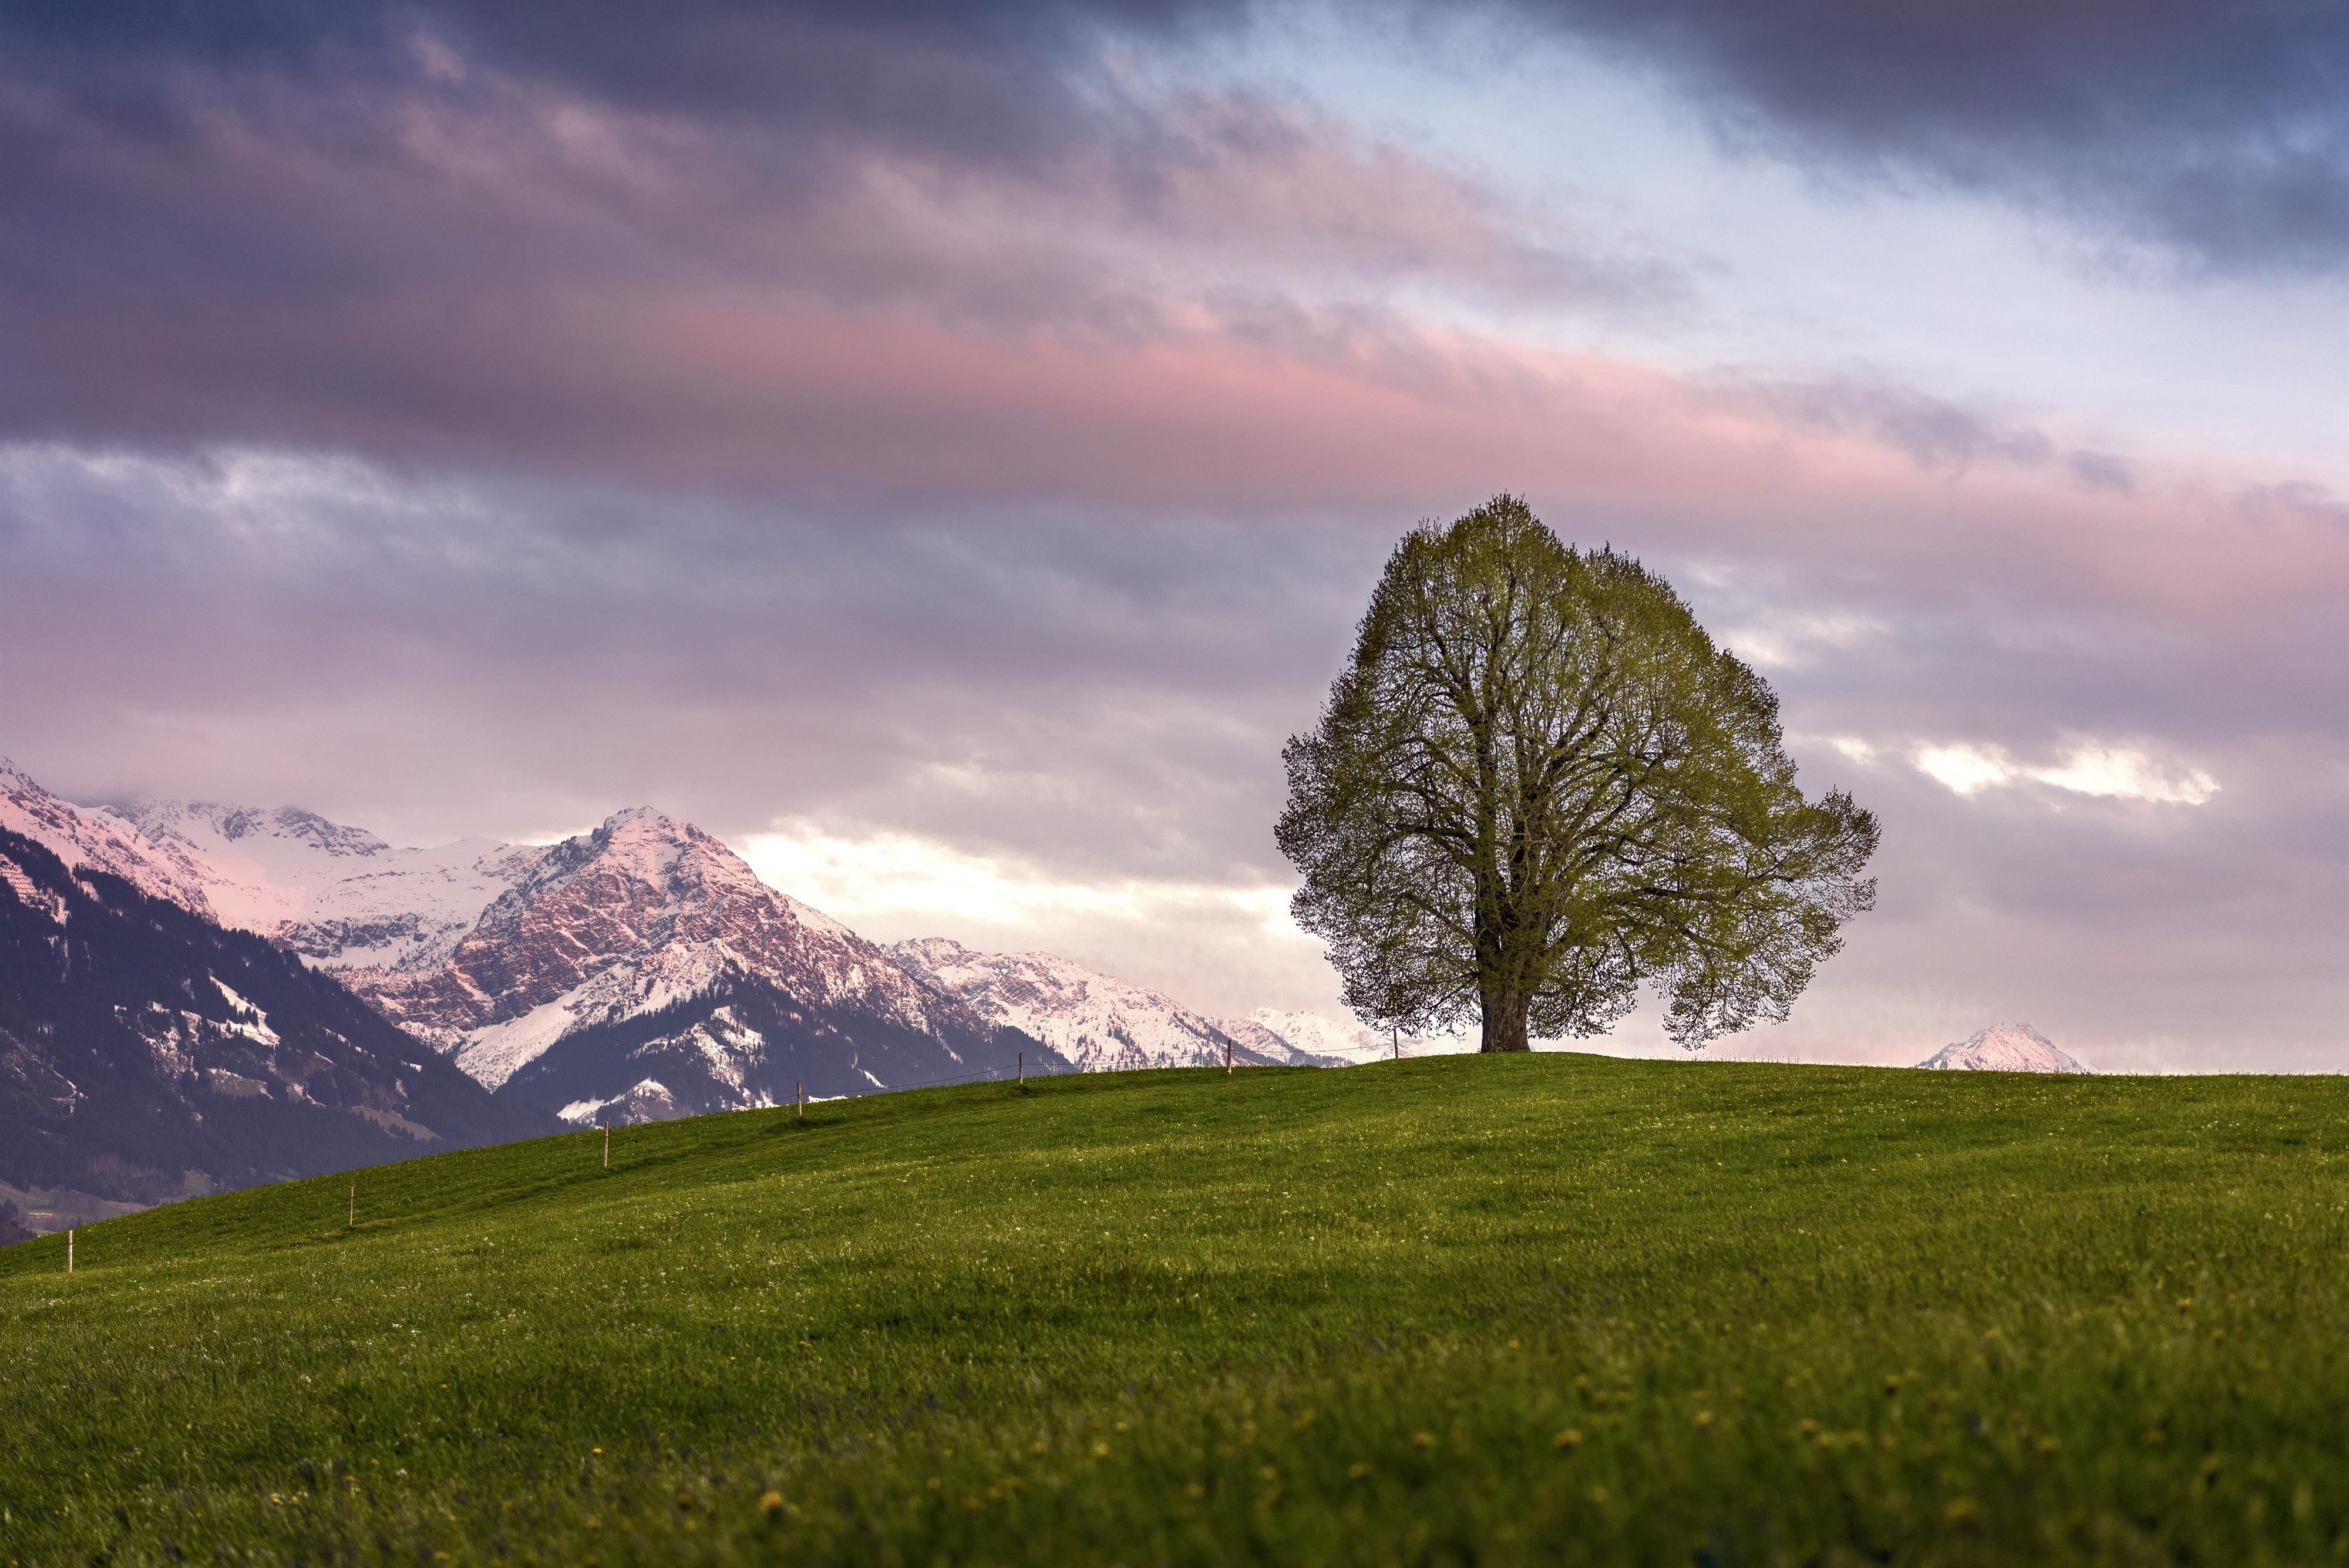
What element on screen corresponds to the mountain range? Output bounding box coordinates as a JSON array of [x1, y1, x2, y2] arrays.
[[1, 760, 1389, 1204]]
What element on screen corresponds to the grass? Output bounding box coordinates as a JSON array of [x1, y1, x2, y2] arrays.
[[4, 1054, 2348, 1566]]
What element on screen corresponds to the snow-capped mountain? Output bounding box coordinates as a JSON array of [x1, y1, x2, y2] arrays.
[[340, 810, 1051, 1116], [1917, 1024, 2093, 1074], [15, 765, 1050, 1119], [8, 759, 1384, 1126], [105, 798, 543, 973], [0, 823, 546, 1203], [1223, 1007, 1404, 1066], [887, 938, 1333, 1071], [0, 759, 217, 917]]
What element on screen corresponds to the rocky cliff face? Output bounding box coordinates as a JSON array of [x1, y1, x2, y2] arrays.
[[887, 937, 1332, 1071], [1917, 1023, 2093, 1074]]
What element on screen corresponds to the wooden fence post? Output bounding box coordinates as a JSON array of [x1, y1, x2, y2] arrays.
[[603, 1125, 610, 1169], [797, 1081, 804, 1122], [347, 1184, 355, 1230], [1226, 1038, 1232, 1075], [67, 1227, 73, 1274], [1019, 1052, 1024, 1087]]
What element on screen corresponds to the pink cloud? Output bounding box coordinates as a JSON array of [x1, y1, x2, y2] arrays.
[[303, 291, 2328, 621]]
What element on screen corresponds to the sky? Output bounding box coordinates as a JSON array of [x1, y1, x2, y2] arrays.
[[4, 0, 2346, 1072]]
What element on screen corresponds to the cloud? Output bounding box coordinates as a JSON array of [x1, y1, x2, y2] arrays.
[[3, 1, 2346, 1066], [1488, 0, 2349, 275], [1718, 610, 1885, 671], [0, 2, 1687, 467], [1911, 744, 2015, 800], [699, 820, 1330, 1018], [1715, 376, 2054, 476], [1913, 742, 2220, 806], [1698, 375, 2161, 489], [0, 2, 1214, 169], [6, 335, 2345, 1058], [2033, 746, 2221, 806], [741, 819, 1293, 936]]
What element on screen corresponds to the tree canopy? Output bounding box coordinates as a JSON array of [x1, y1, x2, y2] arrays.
[[1276, 496, 1879, 1054]]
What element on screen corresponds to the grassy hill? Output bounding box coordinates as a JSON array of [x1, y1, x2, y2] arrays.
[[4, 1055, 2347, 1565]]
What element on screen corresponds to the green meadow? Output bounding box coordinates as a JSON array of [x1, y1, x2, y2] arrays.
[[4, 1056, 2348, 1566]]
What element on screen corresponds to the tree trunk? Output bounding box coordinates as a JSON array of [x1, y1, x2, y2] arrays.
[[1479, 990, 1531, 1052]]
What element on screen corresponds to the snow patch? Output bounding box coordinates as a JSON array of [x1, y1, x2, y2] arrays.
[[210, 978, 281, 1047], [455, 995, 589, 1090]]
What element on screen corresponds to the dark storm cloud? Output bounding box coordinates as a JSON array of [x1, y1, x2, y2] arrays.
[[0, 0, 1230, 156], [1495, 0, 2349, 273], [0, 0, 1676, 468]]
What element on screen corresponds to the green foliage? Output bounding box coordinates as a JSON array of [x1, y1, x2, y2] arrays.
[[5, 1058, 2349, 1566], [1278, 497, 1877, 1050]]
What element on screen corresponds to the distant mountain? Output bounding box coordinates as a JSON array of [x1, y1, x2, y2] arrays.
[[103, 798, 541, 974], [888, 938, 1334, 1071], [342, 811, 1056, 1121], [83, 793, 1051, 1118], [1, 759, 216, 917], [0, 825, 548, 1204], [1917, 1024, 2092, 1074], [1224, 1007, 1404, 1066], [29, 763, 1379, 1124]]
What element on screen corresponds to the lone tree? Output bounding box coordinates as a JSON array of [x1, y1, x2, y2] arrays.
[[1277, 496, 1878, 1054]]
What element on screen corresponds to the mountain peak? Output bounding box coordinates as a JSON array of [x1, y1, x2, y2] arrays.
[[347, 809, 927, 1087], [600, 805, 682, 833], [0, 762, 217, 917], [1917, 1023, 2092, 1074]]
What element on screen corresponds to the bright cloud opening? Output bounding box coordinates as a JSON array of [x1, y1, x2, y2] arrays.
[[739, 822, 1295, 933], [1914, 744, 2017, 797], [2032, 746, 2219, 805], [1912, 742, 2218, 805]]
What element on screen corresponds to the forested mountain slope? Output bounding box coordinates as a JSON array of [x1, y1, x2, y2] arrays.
[[0, 826, 548, 1203]]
